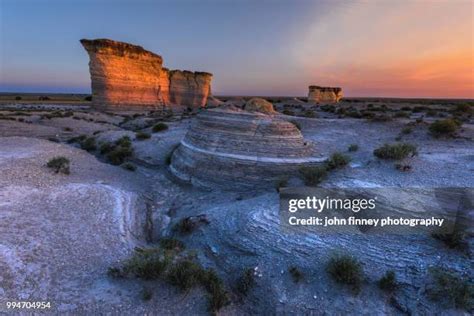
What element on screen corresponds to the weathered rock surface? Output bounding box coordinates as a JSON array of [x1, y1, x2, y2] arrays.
[[170, 107, 325, 188], [244, 97, 276, 114], [308, 85, 343, 103], [80, 38, 214, 111]]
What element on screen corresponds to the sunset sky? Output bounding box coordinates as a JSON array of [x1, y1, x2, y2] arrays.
[[0, 0, 473, 98]]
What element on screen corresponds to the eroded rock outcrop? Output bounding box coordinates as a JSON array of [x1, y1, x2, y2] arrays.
[[80, 38, 214, 111], [169, 106, 325, 188], [308, 85, 343, 103]]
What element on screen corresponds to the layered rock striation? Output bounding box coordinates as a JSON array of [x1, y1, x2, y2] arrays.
[[169, 106, 325, 188], [80, 38, 213, 111], [308, 85, 343, 103]]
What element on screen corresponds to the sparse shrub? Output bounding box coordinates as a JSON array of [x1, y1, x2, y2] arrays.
[[135, 131, 151, 140], [152, 122, 168, 133], [401, 106, 412, 111], [373, 143, 417, 160], [412, 106, 428, 113], [395, 163, 412, 172], [67, 134, 86, 144], [394, 111, 410, 118], [299, 166, 327, 186], [276, 177, 288, 191], [429, 118, 461, 137], [346, 110, 362, 118], [84, 95, 92, 101], [48, 136, 59, 142], [15, 96, 22, 100], [236, 268, 255, 296], [348, 144, 359, 152], [121, 162, 136, 171], [174, 217, 197, 234], [454, 103, 472, 114], [401, 127, 412, 135], [122, 248, 170, 280], [426, 109, 437, 117], [370, 114, 392, 122], [80, 136, 96, 151], [303, 110, 317, 118], [432, 226, 468, 251], [361, 111, 376, 119], [326, 254, 363, 291], [107, 146, 133, 165], [326, 152, 351, 170], [201, 269, 230, 312], [289, 266, 303, 283], [100, 142, 115, 154], [63, 127, 73, 132], [107, 267, 125, 278], [320, 104, 336, 113], [282, 109, 295, 116], [159, 238, 185, 251], [46, 156, 70, 174], [378, 271, 397, 292], [141, 287, 152, 301], [426, 268, 473, 310], [38, 96, 51, 101], [166, 259, 202, 291]]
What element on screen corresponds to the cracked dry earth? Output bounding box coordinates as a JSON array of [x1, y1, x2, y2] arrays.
[[0, 103, 473, 315]]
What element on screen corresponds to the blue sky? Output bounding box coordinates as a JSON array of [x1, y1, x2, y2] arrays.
[[1, 0, 472, 97]]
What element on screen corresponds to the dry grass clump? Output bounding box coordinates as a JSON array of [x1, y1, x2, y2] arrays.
[[348, 144, 359, 152], [373, 143, 417, 160], [159, 238, 185, 251], [80, 136, 96, 152], [121, 162, 136, 171], [426, 268, 473, 310], [103, 136, 134, 165], [46, 156, 70, 174], [326, 254, 363, 291], [429, 118, 462, 137], [431, 224, 469, 252]]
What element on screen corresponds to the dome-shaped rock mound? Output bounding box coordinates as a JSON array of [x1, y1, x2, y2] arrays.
[[244, 98, 275, 114], [169, 107, 325, 189]]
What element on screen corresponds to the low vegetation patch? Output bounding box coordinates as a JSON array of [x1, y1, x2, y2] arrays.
[[378, 271, 397, 292], [431, 225, 469, 252], [80, 136, 96, 152], [152, 122, 169, 133], [426, 268, 473, 310], [121, 162, 136, 171], [326, 254, 363, 291], [348, 144, 359, 152], [46, 156, 70, 174], [166, 259, 202, 291], [236, 268, 256, 296], [159, 238, 185, 251], [326, 152, 351, 170], [289, 266, 304, 283], [303, 110, 317, 118], [401, 127, 412, 135], [135, 131, 151, 140], [104, 136, 134, 165], [373, 143, 417, 160], [429, 118, 461, 137], [299, 166, 327, 186]]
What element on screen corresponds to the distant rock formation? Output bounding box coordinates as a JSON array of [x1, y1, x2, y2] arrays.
[[308, 86, 343, 103], [80, 38, 214, 111], [169, 107, 325, 188]]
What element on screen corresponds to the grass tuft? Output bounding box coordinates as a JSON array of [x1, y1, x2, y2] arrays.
[[46, 157, 70, 174], [326, 254, 363, 291], [373, 143, 417, 160]]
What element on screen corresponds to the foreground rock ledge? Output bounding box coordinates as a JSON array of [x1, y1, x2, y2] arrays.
[[81, 38, 214, 111], [169, 107, 325, 188]]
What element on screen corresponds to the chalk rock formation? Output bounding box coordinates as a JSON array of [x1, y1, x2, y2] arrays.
[[308, 86, 343, 103], [80, 38, 213, 111], [244, 98, 276, 114], [169, 107, 325, 188]]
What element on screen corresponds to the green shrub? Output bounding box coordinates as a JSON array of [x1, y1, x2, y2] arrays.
[[282, 109, 295, 116], [107, 146, 133, 165], [378, 271, 397, 292], [100, 142, 115, 154], [84, 95, 92, 101], [303, 110, 317, 118], [46, 157, 70, 174], [166, 260, 202, 291], [346, 110, 362, 118], [80, 137, 96, 151], [67, 134, 86, 144], [159, 238, 185, 251], [289, 266, 303, 283], [373, 143, 417, 160], [299, 166, 327, 186], [454, 103, 472, 114], [326, 254, 363, 291], [201, 269, 230, 312], [394, 111, 410, 118], [121, 162, 136, 171], [174, 217, 197, 234], [15, 96, 22, 100], [432, 227, 468, 252], [429, 118, 461, 137], [152, 123, 169, 133], [122, 248, 170, 280], [320, 104, 336, 113], [370, 114, 392, 122], [115, 136, 132, 147], [348, 144, 359, 152], [427, 268, 473, 310], [236, 268, 255, 296], [135, 131, 151, 140], [326, 152, 351, 170]]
